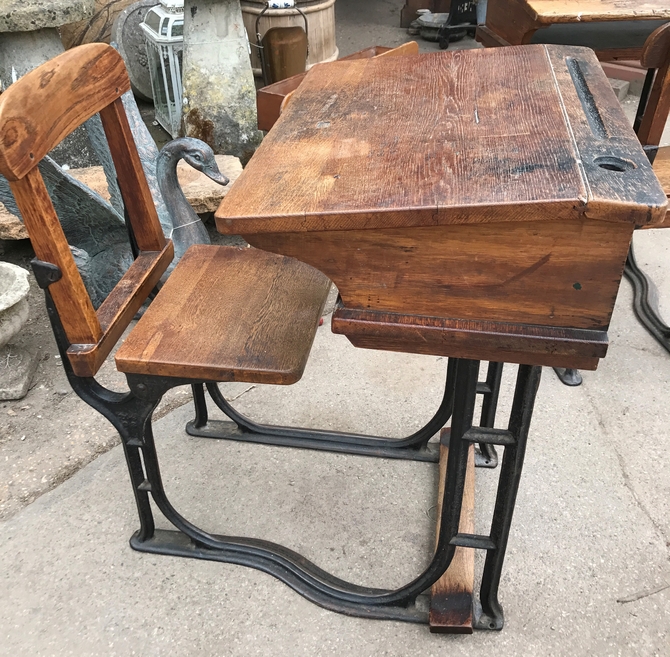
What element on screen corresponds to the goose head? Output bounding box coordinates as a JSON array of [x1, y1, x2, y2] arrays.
[[157, 137, 230, 187]]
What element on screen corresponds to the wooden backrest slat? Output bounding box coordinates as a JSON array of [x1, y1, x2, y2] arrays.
[[638, 23, 670, 146], [0, 44, 130, 181], [0, 44, 171, 373], [99, 99, 166, 252], [641, 22, 670, 69], [9, 169, 102, 344]]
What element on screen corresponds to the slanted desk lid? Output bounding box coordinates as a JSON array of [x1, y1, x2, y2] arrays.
[[217, 45, 667, 235]]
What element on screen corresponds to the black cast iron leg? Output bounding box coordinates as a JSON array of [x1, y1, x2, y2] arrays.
[[624, 242, 670, 353], [36, 282, 167, 544], [476, 361, 503, 468], [191, 383, 209, 429], [475, 364, 542, 630], [120, 360, 482, 620], [552, 367, 583, 387]]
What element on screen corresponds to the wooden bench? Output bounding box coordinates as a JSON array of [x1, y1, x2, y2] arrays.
[[477, 0, 670, 61]]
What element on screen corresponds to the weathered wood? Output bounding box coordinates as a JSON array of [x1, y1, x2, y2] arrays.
[[526, 1, 670, 24], [479, 0, 670, 62], [0, 44, 171, 377], [218, 44, 664, 370], [256, 44, 419, 132], [644, 146, 670, 229], [331, 304, 606, 370], [641, 22, 670, 69], [99, 98, 166, 253], [247, 219, 633, 332], [430, 433, 475, 634], [115, 245, 331, 383], [68, 243, 174, 377], [276, 42, 420, 122], [637, 57, 670, 147], [219, 47, 665, 237], [8, 169, 103, 346], [0, 44, 129, 181]]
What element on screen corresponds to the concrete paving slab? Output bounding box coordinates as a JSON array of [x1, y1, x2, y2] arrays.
[[1, 313, 668, 656]]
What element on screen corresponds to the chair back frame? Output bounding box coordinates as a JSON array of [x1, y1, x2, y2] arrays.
[[0, 44, 173, 377]]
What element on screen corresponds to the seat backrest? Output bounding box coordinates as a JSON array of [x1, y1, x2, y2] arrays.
[[0, 44, 173, 377]]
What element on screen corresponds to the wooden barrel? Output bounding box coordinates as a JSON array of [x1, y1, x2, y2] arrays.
[[241, 0, 338, 76]]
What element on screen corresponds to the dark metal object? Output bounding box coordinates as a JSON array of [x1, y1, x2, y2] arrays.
[[37, 258, 538, 629], [634, 68, 656, 135], [623, 67, 670, 355], [475, 361, 502, 467], [624, 244, 670, 353], [552, 367, 583, 386], [188, 360, 506, 467], [437, 0, 477, 49], [475, 364, 541, 630], [255, 2, 309, 86]]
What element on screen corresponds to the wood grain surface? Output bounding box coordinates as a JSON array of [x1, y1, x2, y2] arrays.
[[68, 243, 174, 377], [9, 169, 103, 346], [526, 1, 670, 23], [0, 44, 129, 181], [115, 245, 331, 383], [331, 304, 607, 369], [218, 45, 665, 236], [0, 44, 174, 377], [429, 434, 475, 634], [247, 219, 633, 331], [256, 44, 416, 132], [641, 22, 670, 69]]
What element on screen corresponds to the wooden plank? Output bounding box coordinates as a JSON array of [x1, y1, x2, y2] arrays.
[[9, 170, 103, 346], [0, 44, 129, 181], [247, 219, 633, 332], [331, 304, 606, 369], [526, 1, 670, 24], [545, 46, 667, 224], [115, 245, 331, 384], [256, 45, 408, 132], [484, 0, 540, 45], [641, 22, 670, 69], [430, 433, 475, 633], [218, 46, 664, 236], [67, 243, 174, 377], [99, 97, 166, 253]]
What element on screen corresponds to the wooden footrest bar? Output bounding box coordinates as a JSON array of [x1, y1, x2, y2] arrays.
[[429, 430, 476, 634]]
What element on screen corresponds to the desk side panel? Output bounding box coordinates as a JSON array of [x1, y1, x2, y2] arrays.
[[246, 219, 633, 331]]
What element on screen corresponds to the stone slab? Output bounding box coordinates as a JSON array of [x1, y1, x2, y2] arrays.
[[0, 344, 37, 400], [0, 0, 95, 32], [0, 155, 242, 240]]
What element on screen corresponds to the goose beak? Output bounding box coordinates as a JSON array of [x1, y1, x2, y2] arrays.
[[205, 168, 230, 187]]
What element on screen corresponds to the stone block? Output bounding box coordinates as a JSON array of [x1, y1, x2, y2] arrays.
[[609, 78, 630, 102], [0, 345, 38, 400], [0, 0, 95, 32]]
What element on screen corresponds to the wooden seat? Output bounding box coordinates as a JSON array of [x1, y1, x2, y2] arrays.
[[115, 245, 330, 384], [0, 43, 330, 385]]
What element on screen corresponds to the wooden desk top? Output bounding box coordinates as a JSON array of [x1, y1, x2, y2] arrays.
[[526, 1, 670, 24], [217, 45, 666, 236]]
